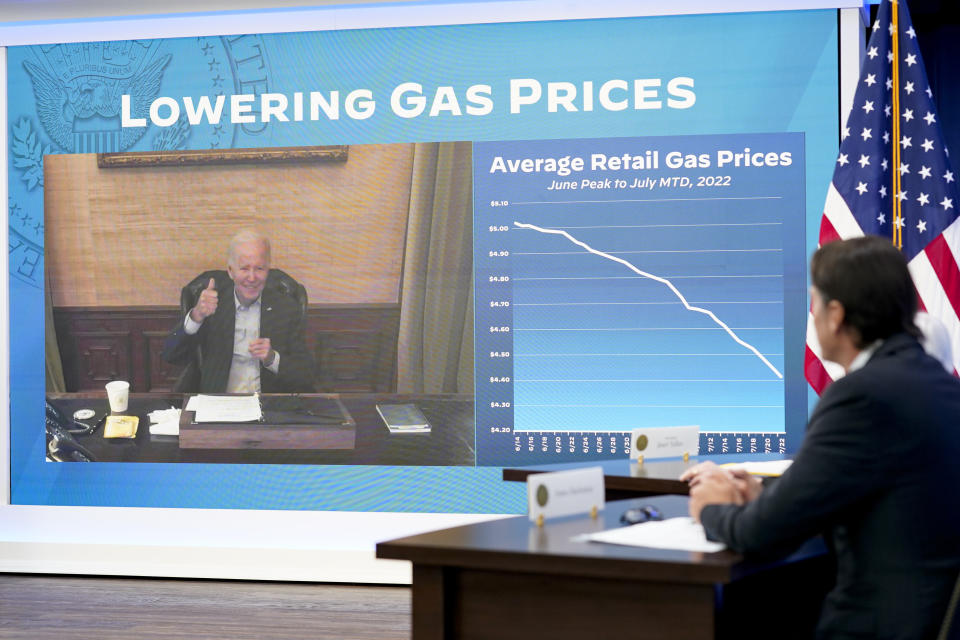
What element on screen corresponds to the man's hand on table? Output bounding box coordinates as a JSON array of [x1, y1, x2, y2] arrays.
[[681, 461, 764, 522]]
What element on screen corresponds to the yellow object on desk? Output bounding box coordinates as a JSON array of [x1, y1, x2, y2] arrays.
[[104, 415, 139, 438]]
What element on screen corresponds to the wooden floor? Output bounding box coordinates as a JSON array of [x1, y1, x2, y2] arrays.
[[0, 573, 411, 639]]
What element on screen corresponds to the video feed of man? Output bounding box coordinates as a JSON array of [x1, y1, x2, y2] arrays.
[[43, 141, 475, 466]]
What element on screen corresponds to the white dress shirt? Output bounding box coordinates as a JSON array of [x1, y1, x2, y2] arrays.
[[183, 292, 280, 392]]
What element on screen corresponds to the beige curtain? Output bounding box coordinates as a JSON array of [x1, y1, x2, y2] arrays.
[[396, 141, 474, 394], [45, 271, 66, 392]]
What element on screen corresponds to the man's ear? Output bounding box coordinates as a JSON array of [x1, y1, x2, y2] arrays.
[[825, 299, 845, 335]]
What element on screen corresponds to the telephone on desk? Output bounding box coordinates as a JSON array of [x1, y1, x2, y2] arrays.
[[45, 400, 99, 462]]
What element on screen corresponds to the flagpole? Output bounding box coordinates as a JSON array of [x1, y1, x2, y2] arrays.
[[891, 0, 902, 249]]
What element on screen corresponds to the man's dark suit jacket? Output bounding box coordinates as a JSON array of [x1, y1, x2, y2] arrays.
[[162, 280, 315, 393], [701, 333, 960, 639]]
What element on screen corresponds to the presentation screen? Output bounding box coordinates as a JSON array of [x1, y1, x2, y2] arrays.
[[9, 8, 838, 513]]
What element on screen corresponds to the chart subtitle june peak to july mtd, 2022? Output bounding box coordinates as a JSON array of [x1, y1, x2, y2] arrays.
[[473, 134, 807, 467]]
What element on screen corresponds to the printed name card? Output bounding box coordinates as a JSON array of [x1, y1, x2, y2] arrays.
[[630, 425, 699, 461], [527, 466, 604, 523]]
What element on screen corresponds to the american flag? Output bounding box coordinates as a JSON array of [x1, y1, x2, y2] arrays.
[[805, 0, 960, 392]]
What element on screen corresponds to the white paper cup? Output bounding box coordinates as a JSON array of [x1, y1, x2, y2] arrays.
[[105, 380, 130, 413]]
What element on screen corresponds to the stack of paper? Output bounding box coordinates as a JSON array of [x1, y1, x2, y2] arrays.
[[191, 394, 262, 423], [721, 459, 793, 477], [576, 517, 726, 553]]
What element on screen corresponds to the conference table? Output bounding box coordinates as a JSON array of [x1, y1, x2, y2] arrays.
[[377, 494, 830, 640], [503, 453, 790, 499], [46, 392, 474, 466]]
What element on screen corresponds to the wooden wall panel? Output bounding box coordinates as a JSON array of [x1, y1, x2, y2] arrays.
[[44, 144, 414, 308], [145, 330, 183, 392], [308, 306, 401, 393], [75, 333, 130, 386]]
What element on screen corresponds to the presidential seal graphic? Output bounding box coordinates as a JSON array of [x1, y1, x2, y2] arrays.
[[635, 434, 649, 452], [535, 484, 549, 507], [23, 42, 171, 154], [9, 34, 272, 288]]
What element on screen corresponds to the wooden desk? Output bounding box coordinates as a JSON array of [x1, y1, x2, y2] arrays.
[[377, 495, 829, 640], [47, 392, 474, 466], [503, 453, 790, 499]]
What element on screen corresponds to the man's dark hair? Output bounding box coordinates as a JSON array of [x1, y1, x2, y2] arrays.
[[811, 235, 920, 348]]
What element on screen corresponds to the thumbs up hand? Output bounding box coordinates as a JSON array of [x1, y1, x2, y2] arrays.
[[189, 278, 219, 323]]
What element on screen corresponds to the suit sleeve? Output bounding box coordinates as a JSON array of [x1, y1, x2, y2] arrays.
[[161, 316, 201, 366], [700, 380, 885, 555], [262, 300, 315, 392]]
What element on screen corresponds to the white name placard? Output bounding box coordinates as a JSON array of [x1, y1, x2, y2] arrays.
[[630, 425, 699, 461], [527, 466, 604, 523]]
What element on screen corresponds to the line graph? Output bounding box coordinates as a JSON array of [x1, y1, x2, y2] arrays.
[[474, 134, 807, 466], [512, 220, 784, 379]]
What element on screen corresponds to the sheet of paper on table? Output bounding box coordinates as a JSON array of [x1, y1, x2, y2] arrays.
[[191, 394, 262, 423], [576, 517, 727, 553], [721, 459, 793, 477]]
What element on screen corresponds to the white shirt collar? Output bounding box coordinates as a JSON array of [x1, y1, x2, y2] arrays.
[[234, 292, 262, 311], [847, 340, 882, 374]]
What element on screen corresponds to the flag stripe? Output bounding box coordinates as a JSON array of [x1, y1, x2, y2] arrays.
[[941, 217, 960, 257], [909, 250, 960, 372], [938, 217, 960, 317], [822, 183, 866, 242], [804, 345, 832, 395], [819, 213, 840, 245], [924, 234, 960, 324]]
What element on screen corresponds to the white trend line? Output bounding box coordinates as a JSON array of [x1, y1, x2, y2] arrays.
[[513, 221, 784, 379]]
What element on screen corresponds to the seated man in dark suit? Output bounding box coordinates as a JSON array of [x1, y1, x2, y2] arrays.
[[163, 229, 315, 393], [683, 236, 960, 639]]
